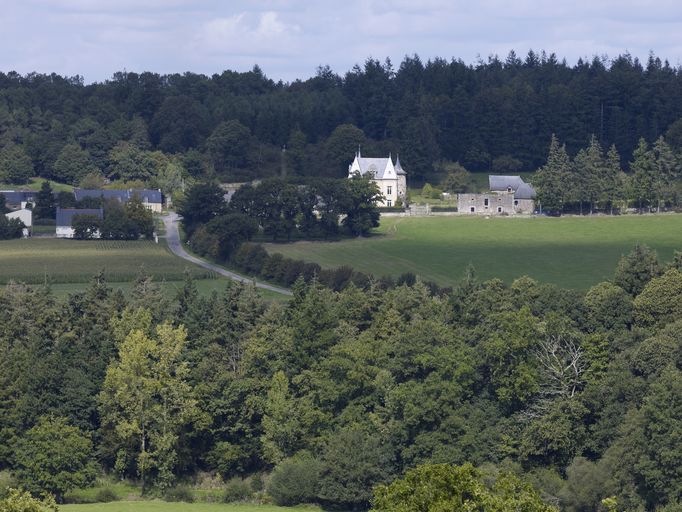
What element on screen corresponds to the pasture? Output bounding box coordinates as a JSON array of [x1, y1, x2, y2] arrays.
[[264, 214, 682, 290]]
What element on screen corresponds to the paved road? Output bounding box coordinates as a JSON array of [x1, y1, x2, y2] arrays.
[[162, 212, 292, 296]]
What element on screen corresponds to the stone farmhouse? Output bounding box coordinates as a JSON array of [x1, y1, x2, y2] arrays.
[[457, 175, 536, 215], [348, 150, 407, 207], [56, 208, 104, 238]]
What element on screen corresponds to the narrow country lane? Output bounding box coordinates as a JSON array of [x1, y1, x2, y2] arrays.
[[162, 212, 293, 296]]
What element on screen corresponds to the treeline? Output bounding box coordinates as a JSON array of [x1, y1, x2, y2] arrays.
[[2, 51, 682, 188], [2, 247, 682, 509], [534, 134, 682, 213], [179, 177, 382, 263]]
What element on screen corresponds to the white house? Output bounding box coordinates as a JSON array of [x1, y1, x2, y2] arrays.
[[5, 208, 32, 237], [348, 150, 407, 207], [56, 208, 103, 238]]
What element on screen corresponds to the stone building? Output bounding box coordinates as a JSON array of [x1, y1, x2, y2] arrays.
[[348, 150, 407, 207], [457, 175, 536, 215]]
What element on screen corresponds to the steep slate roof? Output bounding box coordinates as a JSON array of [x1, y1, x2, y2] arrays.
[[56, 208, 103, 227], [394, 155, 407, 176], [356, 157, 392, 179], [74, 189, 162, 204], [514, 182, 536, 199], [489, 175, 526, 192], [0, 191, 36, 204]]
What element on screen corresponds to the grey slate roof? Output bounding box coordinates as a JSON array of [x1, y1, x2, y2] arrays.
[[356, 157, 391, 179], [514, 182, 536, 200], [56, 208, 103, 227], [394, 155, 407, 176], [0, 191, 36, 204], [489, 175, 526, 192], [74, 189, 162, 204]]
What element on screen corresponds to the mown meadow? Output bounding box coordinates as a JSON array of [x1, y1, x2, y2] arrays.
[[264, 214, 682, 289]]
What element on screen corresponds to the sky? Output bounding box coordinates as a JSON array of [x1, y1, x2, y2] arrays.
[[2, 0, 682, 83]]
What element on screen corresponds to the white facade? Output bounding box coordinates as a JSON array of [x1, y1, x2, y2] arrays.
[[347, 151, 407, 207], [5, 208, 32, 227], [56, 226, 102, 239]]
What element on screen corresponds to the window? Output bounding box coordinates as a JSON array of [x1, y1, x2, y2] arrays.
[[497, 207, 502, 213], [387, 199, 392, 207], [387, 186, 392, 195], [507, 187, 512, 192], [484, 198, 489, 206], [470, 206, 475, 213], [514, 200, 519, 206]]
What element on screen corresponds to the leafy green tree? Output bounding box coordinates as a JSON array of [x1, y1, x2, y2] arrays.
[[318, 426, 395, 510], [0, 215, 24, 239], [441, 163, 472, 193], [149, 95, 210, 153], [106, 142, 155, 182], [190, 213, 258, 261], [341, 175, 382, 236], [324, 124, 366, 177], [268, 453, 323, 506], [0, 144, 33, 184], [33, 181, 55, 220], [633, 269, 682, 326], [205, 120, 251, 172], [492, 154, 523, 174], [53, 144, 97, 185], [0, 489, 58, 512], [583, 281, 633, 332], [0, 193, 7, 214], [124, 195, 154, 239], [652, 136, 680, 211], [14, 416, 97, 502], [372, 463, 556, 512], [99, 321, 198, 491], [177, 182, 225, 236], [71, 214, 101, 240], [613, 243, 662, 296]]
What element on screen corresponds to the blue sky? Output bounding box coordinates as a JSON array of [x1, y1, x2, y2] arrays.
[[2, 0, 682, 82]]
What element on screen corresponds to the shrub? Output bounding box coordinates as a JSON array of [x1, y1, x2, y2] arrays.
[[94, 488, 118, 503], [222, 478, 252, 503], [164, 485, 195, 503], [268, 454, 323, 506]]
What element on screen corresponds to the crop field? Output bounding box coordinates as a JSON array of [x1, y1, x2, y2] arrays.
[[264, 214, 682, 290], [61, 503, 317, 512], [0, 238, 215, 285]]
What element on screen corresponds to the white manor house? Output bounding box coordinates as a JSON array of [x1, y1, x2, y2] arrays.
[[347, 150, 407, 207]]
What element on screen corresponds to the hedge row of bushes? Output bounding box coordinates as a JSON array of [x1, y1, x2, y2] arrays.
[[231, 243, 451, 295]]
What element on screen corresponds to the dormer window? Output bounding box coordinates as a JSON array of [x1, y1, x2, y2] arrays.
[[507, 187, 512, 193]]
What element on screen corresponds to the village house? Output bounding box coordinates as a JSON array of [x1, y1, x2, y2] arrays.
[[74, 189, 163, 212], [457, 175, 536, 215], [348, 150, 407, 207], [1, 190, 37, 210], [5, 208, 32, 237], [56, 208, 104, 238]]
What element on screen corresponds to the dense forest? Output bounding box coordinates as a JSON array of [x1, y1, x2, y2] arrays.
[[2, 245, 682, 510], [2, 51, 682, 189]]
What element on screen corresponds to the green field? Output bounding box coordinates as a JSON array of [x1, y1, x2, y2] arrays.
[[0, 177, 74, 192], [264, 214, 682, 290], [0, 238, 215, 285], [61, 503, 318, 512]]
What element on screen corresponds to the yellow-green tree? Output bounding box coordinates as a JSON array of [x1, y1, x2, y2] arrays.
[[99, 320, 198, 491]]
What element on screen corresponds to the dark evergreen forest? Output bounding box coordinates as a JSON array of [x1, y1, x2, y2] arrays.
[[2, 246, 682, 510], [2, 51, 682, 185]]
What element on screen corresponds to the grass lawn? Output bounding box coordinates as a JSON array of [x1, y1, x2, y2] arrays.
[[61, 502, 320, 512], [0, 177, 73, 192], [264, 214, 682, 290]]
